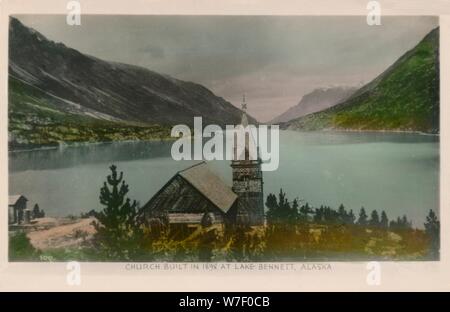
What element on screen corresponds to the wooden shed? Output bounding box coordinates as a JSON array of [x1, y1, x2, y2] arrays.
[[8, 195, 28, 225]]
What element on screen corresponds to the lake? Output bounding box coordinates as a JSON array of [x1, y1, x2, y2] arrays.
[[9, 131, 439, 227]]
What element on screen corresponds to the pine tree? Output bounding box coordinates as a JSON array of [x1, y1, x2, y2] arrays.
[[323, 206, 337, 224], [278, 189, 291, 221], [93, 165, 144, 260], [264, 189, 297, 254], [424, 209, 440, 257], [32, 204, 40, 219], [347, 209, 356, 225], [395, 216, 403, 229], [390, 215, 412, 230], [265, 193, 278, 224], [32, 204, 44, 219], [338, 204, 347, 224], [380, 211, 389, 229], [401, 215, 412, 229], [291, 198, 300, 224], [369, 210, 380, 227], [357, 207, 368, 226], [389, 217, 400, 230], [265, 189, 297, 224], [314, 206, 324, 224], [299, 203, 311, 223]]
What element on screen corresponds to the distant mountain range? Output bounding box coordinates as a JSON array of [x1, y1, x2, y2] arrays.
[[8, 17, 252, 148], [271, 86, 357, 124], [9, 17, 440, 149], [282, 28, 439, 134]]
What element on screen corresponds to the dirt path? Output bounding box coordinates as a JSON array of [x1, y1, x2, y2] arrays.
[[27, 217, 96, 250]]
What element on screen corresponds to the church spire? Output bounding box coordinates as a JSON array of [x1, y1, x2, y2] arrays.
[[231, 94, 265, 226], [242, 94, 247, 111], [241, 94, 248, 127]]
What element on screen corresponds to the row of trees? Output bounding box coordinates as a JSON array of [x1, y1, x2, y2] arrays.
[[91, 166, 440, 261], [265, 189, 439, 258], [266, 189, 413, 230]]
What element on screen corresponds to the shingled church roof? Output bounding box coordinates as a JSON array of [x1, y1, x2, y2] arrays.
[[178, 162, 237, 213]]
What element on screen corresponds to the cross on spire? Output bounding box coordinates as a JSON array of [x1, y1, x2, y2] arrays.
[[241, 94, 247, 111]]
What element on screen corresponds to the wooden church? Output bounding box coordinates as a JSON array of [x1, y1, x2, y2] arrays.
[[140, 97, 265, 229]]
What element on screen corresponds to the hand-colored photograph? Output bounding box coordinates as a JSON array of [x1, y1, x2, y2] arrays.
[[8, 15, 439, 262]]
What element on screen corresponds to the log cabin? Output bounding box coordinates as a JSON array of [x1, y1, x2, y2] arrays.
[[8, 195, 28, 225]]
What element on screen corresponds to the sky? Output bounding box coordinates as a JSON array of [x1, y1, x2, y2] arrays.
[[15, 15, 438, 122]]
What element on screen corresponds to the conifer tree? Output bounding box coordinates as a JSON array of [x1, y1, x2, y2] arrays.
[[380, 211, 389, 229], [314, 206, 324, 224], [401, 215, 412, 229], [299, 203, 311, 223], [265, 193, 278, 224], [338, 204, 347, 224], [32, 204, 44, 219], [264, 189, 298, 254], [93, 165, 144, 260], [265, 189, 297, 224], [277, 189, 291, 221], [390, 215, 412, 230], [369, 210, 380, 227], [393, 216, 402, 229], [357, 207, 368, 226], [291, 198, 300, 224], [292, 198, 299, 213], [424, 209, 440, 257], [347, 209, 356, 225]]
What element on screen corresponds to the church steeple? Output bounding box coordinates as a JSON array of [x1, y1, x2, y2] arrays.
[[235, 94, 257, 161], [231, 95, 265, 226], [241, 94, 249, 127]]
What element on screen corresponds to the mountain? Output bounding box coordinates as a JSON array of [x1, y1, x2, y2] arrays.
[[270, 86, 357, 124], [282, 28, 439, 134], [9, 17, 252, 148]]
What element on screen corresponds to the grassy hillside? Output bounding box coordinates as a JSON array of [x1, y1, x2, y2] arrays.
[[8, 17, 256, 150], [9, 77, 171, 149], [284, 28, 439, 133]]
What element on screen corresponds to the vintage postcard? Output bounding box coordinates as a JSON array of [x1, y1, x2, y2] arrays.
[[1, 0, 450, 292]]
